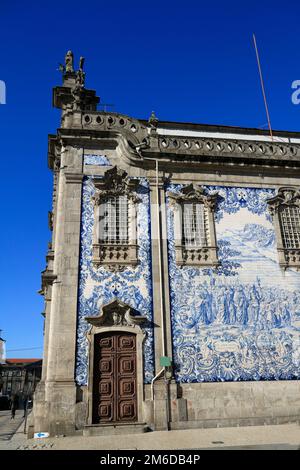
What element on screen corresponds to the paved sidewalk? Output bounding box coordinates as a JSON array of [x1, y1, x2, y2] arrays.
[[0, 422, 300, 450], [0, 410, 25, 444]]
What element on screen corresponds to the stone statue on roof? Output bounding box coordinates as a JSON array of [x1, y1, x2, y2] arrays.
[[79, 56, 85, 72], [65, 50, 74, 73]]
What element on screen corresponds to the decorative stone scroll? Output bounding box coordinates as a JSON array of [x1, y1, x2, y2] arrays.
[[92, 166, 140, 202], [85, 298, 147, 329], [168, 183, 218, 210]]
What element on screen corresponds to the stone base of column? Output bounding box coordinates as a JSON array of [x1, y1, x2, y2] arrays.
[[31, 380, 77, 437], [151, 379, 188, 431], [29, 381, 49, 437]]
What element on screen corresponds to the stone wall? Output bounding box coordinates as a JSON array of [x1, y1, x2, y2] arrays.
[[171, 381, 300, 428]]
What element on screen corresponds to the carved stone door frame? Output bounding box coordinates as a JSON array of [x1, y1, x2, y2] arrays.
[[85, 299, 146, 426]]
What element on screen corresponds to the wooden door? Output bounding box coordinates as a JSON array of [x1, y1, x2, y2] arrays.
[[92, 332, 137, 424]]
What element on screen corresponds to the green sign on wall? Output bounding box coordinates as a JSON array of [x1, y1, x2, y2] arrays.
[[160, 356, 172, 367]]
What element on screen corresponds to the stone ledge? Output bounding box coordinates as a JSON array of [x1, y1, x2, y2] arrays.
[[83, 422, 149, 436], [169, 415, 300, 430]]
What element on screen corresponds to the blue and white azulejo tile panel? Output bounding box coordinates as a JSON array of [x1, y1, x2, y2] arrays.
[[84, 154, 112, 166], [167, 185, 300, 383], [75, 177, 154, 386]]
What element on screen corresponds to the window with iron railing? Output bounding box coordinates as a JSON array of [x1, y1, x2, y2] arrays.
[[92, 169, 140, 270], [182, 202, 208, 248], [279, 205, 300, 249], [100, 196, 129, 244], [267, 187, 300, 269], [167, 184, 219, 267]]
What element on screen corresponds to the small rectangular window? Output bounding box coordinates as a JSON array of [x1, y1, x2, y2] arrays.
[[182, 202, 208, 248], [280, 205, 300, 249], [101, 195, 128, 244]]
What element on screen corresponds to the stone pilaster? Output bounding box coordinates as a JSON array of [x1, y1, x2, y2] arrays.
[[149, 178, 172, 375], [35, 146, 83, 435]]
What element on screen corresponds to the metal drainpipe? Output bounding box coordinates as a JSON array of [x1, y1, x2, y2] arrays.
[[151, 368, 164, 401], [156, 159, 166, 359]]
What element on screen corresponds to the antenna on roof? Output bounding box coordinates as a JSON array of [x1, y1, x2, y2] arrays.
[[253, 33, 273, 141]]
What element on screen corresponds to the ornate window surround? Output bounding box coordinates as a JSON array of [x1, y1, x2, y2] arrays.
[[85, 299, 147, 425], [267, 186, 300, 270], [167, 184, 219, 267], [92, 166, 140, 270]]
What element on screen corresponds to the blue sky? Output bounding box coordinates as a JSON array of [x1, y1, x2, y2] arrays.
[[1, 0, 300, 358]]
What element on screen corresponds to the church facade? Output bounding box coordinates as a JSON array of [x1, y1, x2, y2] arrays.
[[31, 52, 300, 436]]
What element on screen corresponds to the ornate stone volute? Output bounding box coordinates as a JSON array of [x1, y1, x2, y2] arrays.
[[168, 184, 218, 211], [93, 166, 140, 203], [85, 299, 147, 328], [267, 187, 300, 217]]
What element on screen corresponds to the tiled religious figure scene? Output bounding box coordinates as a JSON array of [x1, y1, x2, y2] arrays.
[[167, 185, 300, 383]]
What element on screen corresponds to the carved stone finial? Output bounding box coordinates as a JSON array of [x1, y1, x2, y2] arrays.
[[65, 50, 74, 73], [58, 63, 65, 74], [79, 56, 85, 72], [71, 60, 86, 110], [148, 110, 158, 129], [75, 69, 85, 89]]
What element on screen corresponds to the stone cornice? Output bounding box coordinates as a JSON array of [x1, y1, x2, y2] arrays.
[[140, 119, 300, 140], [64, 172, 84, 184], [48, 113, 300, 171], [154, 135, 300, 161]]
